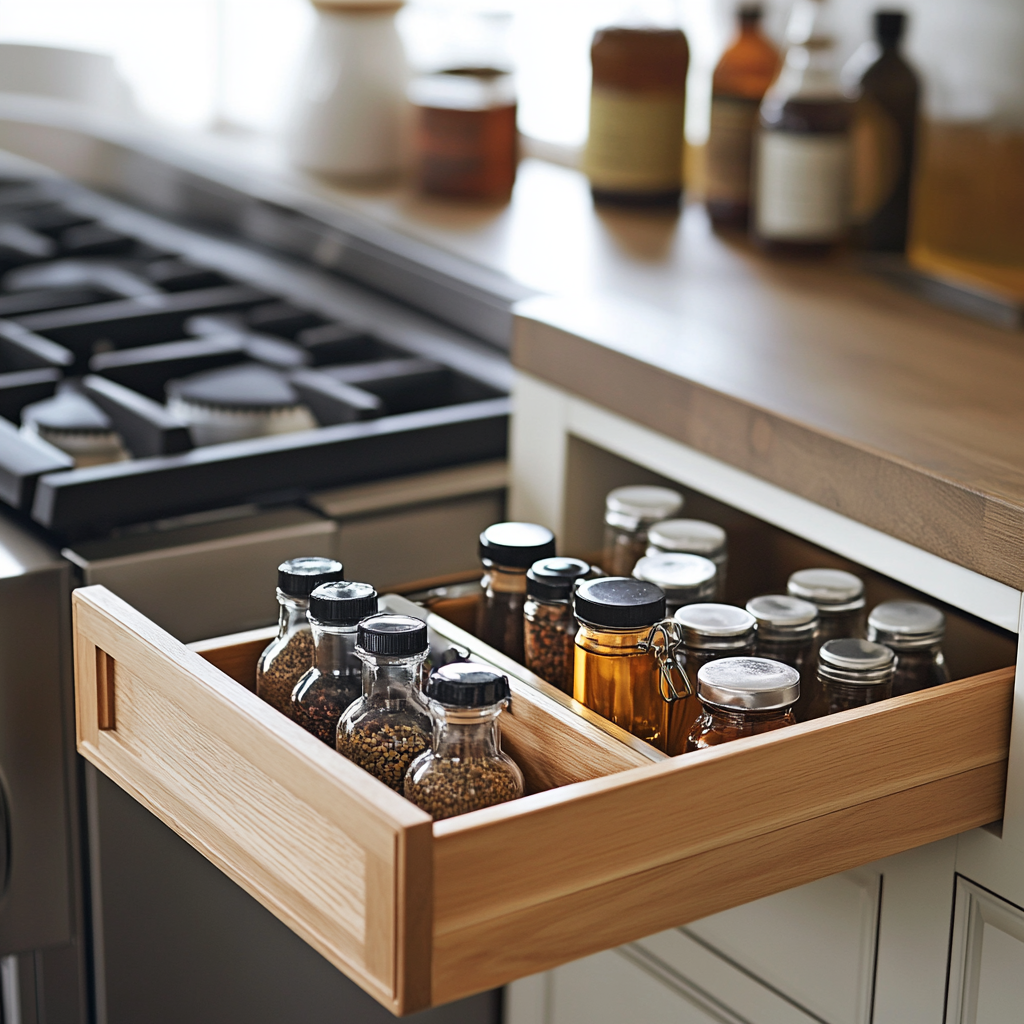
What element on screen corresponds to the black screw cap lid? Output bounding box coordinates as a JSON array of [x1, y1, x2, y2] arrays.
[[308, 581, 377, 626], [527, 556, 593, 601], [357, 613, 428, 656], [875, 10, 906, 45], [425, 661, 511, 707], [573, 577, 666, 629], [277, 556, 345, 598], [479, 522, 556, 569]]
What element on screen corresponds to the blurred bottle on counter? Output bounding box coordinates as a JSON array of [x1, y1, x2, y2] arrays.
[[754, 0, 853, 252], [843, 11, 920, 252], [583, 25, 690, 207], [705, 4, 780, 229]]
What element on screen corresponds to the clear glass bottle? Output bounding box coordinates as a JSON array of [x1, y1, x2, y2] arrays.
[[632, 552, 717, 615], [686, 656, 799, 751], [523, 556, 594, 695], [405, 661, 524, 820], [867, 600, 949, 697], [746, 594, 819, 721], [256, 556, 345, 719], [573, 577, 669, 751], [668, 603, 757, 755], [817, 637, 895, 714], [646, 518, 728, 600], [291, 580, 378, 745], [336, 613, 432, 791], [603, 486, 684, 577], [475, 522, 556, 663]]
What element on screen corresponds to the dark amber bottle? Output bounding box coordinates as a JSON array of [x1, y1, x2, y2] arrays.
[[706, 4, 780, 228]]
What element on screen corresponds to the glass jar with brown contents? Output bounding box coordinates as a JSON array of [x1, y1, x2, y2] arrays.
[[256, 556, 345, 720], [817, 638, 895, 714], [787, 566, 866, 667], [867, 600, 950, 697], [646, 519, 729, 600], [572, 577, 669, 751], [745, 594, 819, 721], [632, 552, 717, 616], [686, 657, 799, 751], [405, 662, 524, 820], [602, 485, 683, 577]]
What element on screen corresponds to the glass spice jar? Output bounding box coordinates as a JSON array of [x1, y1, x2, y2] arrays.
[[256, 556, 345, 719], [668, 603, 757, 756], [523, 556, 594, 695], [336, 613, 432, 791], [646, 518, 729, 600], [817, 638, 896, 714], [291, 580, 378, 745], [404, 662, 524, 820], [686, 657, 800, 751], [602, 485, 684, 577], [632, 552, 717, 615], [573, 577, 670, 751], [745, 594, 819, 722], [475, 522, 556, 663], [787, 567, 866, 643], [867, 600, 950, 697]]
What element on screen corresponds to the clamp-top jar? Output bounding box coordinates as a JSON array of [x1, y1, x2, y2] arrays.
[[746, 594, 819, 721], [646, 519, 728, 599], [633, 552, 717, 615], [602, 485, 683, 577], [256, 556, 345, 719], [868, 601, 950, 696], [787, 568, 867, 644], [817, 638, 896, 714]]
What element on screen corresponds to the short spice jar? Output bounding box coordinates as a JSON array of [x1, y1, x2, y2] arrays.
[[256, 556, 345, 719], [646, 519, 729, 600], [523, 556, 594, 695], [572, 577, 670, 751], [475, 522, 556, 663], [291, 581, 378, 745], [336, 613, 432, 791], [817, 638, 896, 714], [602, 485, 684, 577], [746, 594, 819, 721], [867, 601, 950, 697], [404, 662, 524, 820], [633, 552, 717, 615], [686, 657, 799, 751], [787, 567, 867, 645]]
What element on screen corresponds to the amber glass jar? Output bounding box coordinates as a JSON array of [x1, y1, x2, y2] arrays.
[[867, 600, 949, 697], [668, 603, 756, 755], [584, 27, 690, 207], [686, 657, 799, 751], [603, 485, 683, 577], [646, 518, 728, 600], [573, 577, 669, 750], [746, 594, 819, 721], [476, 522, 556, 663], [817, 637, 895, 714], [632, 552, 717, 615]]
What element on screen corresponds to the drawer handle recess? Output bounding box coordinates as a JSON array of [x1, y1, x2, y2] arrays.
[[96, 648, 116, 730]]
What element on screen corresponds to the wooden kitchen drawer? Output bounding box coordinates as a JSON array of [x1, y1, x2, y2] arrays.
[[73, 584, 1013, 1015]]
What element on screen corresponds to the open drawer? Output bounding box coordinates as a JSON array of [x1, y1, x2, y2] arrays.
[[73, 584, 1013, 1015]]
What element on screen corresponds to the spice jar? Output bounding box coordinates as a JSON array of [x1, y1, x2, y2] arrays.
[[817, 638, 895, 714], [603, 485, 684, 577], [404, 662, 524, 820], [686, 657, 799, 751], [256, 556, 346, 718], [646, 518, 728, 599], [476, 522, 556, 663], [523, 556, 594, 695], [745, 594, 819, 721], [668, 603, 757, 756], [867, 600, 950, 697], [291, 580, 378, 745], [633, 552, 717, 615], [787, 567, 866, 645], [336, 613, 431, 791], [573, 577, 670, 750]]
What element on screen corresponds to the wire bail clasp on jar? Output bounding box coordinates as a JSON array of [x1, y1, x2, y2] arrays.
[[639, 619, 693, 704]]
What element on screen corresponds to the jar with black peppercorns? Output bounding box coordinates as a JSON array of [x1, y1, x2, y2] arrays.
[[405, 662, 524, 820], [291, 581, 378, 745], [523, 556, 595, 694], [336, 613, 432, 791], [256, 556, 345, 720]]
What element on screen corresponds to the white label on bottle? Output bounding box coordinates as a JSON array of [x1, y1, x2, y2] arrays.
[[755, 131, 850, 240]]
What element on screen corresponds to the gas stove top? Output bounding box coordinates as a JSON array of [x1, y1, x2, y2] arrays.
[[0, 171, 511, 542]]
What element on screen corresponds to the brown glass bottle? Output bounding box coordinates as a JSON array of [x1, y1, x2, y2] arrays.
[[706, 4, 780, 228], [584, 27, 689, 207]]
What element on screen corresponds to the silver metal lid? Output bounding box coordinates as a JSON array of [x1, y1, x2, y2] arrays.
[[818, 638, 895, 685], [697, 657, 800, 711], [787, 568, 865, 613], [632, 552, 717, 602], [604, 486, 684, 531], [673, 603, 756, 648], [867, 601, 945, 649], [646, 519, 727, 560], [745, 594, 818, 641]]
